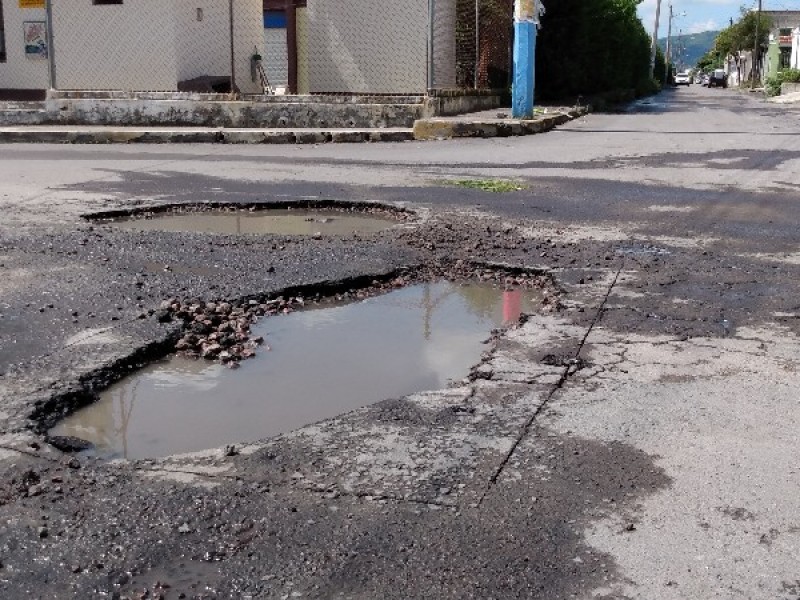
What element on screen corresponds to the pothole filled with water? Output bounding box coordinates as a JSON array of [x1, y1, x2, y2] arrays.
[[50, 281, 540, 459], [104, 208, 401, 236]]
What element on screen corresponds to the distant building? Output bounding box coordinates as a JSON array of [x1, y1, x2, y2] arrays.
[[763, 10, 800, 79]]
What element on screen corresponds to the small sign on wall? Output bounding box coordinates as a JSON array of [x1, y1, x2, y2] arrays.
[[24, 21, 48, 60], [19, 0, 46, 8]]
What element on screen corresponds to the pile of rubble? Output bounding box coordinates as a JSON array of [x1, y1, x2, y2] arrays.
[[159, 263, 562, 367], [159, 297, 304, 367]]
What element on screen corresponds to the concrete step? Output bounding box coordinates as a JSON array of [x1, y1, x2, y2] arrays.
[[0, 103, 49, 126], [0, 101, 46, 110]]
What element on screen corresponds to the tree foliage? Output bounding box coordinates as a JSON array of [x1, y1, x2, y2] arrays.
[[535, 0, 656, 100], [696, 8, 772, 71]]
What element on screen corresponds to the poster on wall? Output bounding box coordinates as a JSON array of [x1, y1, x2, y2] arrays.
[[19, 0, 46, 8], [23, 21, 48, 60]]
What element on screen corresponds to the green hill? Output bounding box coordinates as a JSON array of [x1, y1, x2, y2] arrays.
[[658, 30, 719, 69]]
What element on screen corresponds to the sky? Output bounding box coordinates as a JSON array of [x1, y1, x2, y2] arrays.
[[638, 0, 800, 36]]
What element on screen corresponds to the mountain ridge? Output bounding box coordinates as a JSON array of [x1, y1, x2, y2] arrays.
[[657, 30, 719, 68]]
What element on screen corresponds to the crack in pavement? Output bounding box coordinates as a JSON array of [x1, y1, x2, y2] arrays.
[[478, 263, 624, 505]]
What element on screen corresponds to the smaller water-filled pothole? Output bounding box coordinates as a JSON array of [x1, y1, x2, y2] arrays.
[[49, 281, 541, 460], [95, 205, 405, 236]]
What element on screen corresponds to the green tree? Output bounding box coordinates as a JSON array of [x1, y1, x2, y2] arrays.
[[702, 8, 772, 69], [653, 46, 669, 85]]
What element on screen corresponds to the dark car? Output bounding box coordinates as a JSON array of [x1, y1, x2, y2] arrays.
[[709, 69, 727, 88]]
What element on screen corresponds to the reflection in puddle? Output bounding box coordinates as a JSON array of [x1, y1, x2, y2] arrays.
[[51, 282, 540, 459], [503, 289, 522, 323], [109, 209, 397, 236]]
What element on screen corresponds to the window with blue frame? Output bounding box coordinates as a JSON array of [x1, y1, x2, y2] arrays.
[[264, 11, 287, 30]]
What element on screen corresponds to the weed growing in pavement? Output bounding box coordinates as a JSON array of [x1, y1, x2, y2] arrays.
[[445, 179, 526, 193]]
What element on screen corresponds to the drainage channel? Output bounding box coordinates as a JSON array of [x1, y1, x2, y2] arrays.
[[50, 281, 542, 460]]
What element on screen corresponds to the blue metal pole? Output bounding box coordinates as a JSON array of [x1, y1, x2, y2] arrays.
[[512, 1, 538, 119]]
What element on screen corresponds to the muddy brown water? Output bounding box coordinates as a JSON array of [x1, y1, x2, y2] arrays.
[[109, 209, 397, 235], [50, 282, 540, 459]]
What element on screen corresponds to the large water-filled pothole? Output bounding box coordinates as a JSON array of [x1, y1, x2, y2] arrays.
[[99, 207, 401, 236], [50, 281, 540, 459]]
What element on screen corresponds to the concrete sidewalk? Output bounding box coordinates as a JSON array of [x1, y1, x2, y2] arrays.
[[0, 107, 588, 144], [769, 91, 800, 104]]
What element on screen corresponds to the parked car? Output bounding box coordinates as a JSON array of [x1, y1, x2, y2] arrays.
[[674, 71, 692, 86], [701, 73, 710, 86], [709, 69, 728, 88]]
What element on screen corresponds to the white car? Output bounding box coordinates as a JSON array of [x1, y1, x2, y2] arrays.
[[674, 71, 692, 86]]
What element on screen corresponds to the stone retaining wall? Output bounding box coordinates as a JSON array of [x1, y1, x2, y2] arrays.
[[0, 89, 504, 128], [42, 98, 422, 128]]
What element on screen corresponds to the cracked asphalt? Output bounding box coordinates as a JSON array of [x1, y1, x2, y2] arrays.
[[1, 85, 800, 599]]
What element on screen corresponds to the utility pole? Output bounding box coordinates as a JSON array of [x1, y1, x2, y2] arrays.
[[512, 0, 543, 119], [45, 0, 57, 90], [650, 0, 662, 78], [427, 0, 435, 90], [752, 0, 762, 88], [228, 0, 237, 95], [474, 0, 480, 89], [665, 2, 673, 82]]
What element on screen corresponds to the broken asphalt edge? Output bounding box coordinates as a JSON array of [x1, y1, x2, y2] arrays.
[[0, 108, 589, 145]]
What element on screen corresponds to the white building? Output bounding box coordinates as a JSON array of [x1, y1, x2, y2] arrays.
[[1, 0, 269, 99], [1, 0, 457, 100]]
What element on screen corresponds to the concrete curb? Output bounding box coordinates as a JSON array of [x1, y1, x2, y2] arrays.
[[0, 127, 415, 144], [412, 108, 588, 141], [0, 108, 588, 144]]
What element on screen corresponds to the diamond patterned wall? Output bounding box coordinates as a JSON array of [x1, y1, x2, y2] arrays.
[[1, 0, 457, 96], [264, 27, 289, 89], [47, 0, 264, 92], [52, 0, 178, 91], [174, 0, 265, 94], [302, 0, 429, 94], [433, 0, 457, 89]]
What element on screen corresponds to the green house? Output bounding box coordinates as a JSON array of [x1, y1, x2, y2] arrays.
[[763, 10, 800, 79]]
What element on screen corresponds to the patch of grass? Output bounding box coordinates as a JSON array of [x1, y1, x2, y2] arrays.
[[445, 179, 526, 193]]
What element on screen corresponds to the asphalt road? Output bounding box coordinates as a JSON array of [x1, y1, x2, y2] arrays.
[[1, 85, 799, 599]]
